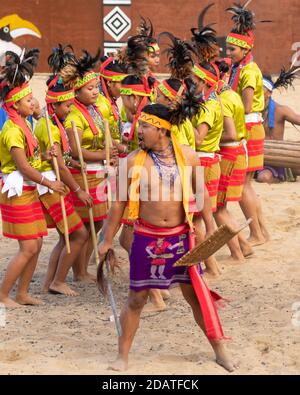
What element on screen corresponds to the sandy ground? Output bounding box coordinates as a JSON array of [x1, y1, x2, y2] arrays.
[[0, 78, 300, 375]]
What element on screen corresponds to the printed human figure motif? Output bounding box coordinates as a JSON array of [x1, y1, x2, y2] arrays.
[[146, 235, 187, 280]]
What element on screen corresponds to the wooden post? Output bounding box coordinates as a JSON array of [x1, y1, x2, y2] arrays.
[[72, 121, 100, 266], [45, 110, 70, 254], [104, 119, 113, 209]]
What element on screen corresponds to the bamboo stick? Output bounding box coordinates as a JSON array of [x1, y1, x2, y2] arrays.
[[45, 110, 70, 254], [72, 121, 100, 266], [104, 119, 113, 210]]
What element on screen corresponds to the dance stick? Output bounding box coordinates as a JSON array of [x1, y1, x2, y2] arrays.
[[72, 121, 100, 266], [45, 110, 70, 254]]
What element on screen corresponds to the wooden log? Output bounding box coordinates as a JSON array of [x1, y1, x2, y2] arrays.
[[264, 140, 300, 169]]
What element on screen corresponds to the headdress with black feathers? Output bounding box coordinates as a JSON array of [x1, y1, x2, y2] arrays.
[[227, 0, 272, 34], [0, 48, 39, 101], [48, 44, 76, 75], [169, 80, 204, 125], [60, 49, 101, 89], [137, 16, 154, 41], [116, 35, 149, 77], [158, 32, 194, 80], [266, 65, 300, 91], [190, 3, 219, 62]]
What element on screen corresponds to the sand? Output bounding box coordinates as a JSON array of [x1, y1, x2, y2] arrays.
[[0, 77, 299, 375]]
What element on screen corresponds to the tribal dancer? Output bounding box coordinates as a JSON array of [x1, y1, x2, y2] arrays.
[[226, 1, 270, 245], [98, 56, 128, 156], [156, 32, 196, 149], [35, 45, 93, 296], [99, 96, 237, 372], [137, 17, 161, 86], [117, 35, 168, 309], [256, 66, 300, 183], [189, 19, 224, 277], [215, 59, 253, 262], [63, 50, 118, 282], [0, 49, 65, 307]]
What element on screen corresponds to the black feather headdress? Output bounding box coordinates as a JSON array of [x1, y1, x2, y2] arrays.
[[158, 32, 194, 80], [273, 65, 300, 90], [227, 0, 272, 34], [48, 44, 76, 75], [190, 3, 219, 62], [60, 49, 101, 89], [116, 35, 149, 77], [137, 16, 154, 40], [0, 48, 40, 101], [169, 80, 204, 125]]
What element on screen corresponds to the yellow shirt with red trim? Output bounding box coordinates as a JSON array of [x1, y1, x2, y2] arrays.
[[192, 99, 223, 153], [64, 105, 105, 151], [219, 89, 247, 141], [237, 62, 264, 113], [0, 119, 41, 174], [34, 117, 62, 172], [171, 119, 196, 150], [97, 94, 121, 144]]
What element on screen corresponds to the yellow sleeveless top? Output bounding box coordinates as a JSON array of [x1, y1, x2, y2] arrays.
[[219, 89, 247, 141], [192, 99, 223, 153], [0, 119, 41, 174]]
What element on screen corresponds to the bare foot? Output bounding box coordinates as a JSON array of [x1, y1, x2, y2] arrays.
[[0, 295, 22, 308], [15, 294, 44, 306], [41, 284, 50, 294], [248, 236, 266, 247], [160, 290, 171, 300], [261, 226, 271, 242], [149, 289, 167, 311], [216, 356, 239, 372], [142, 303, 167, 315], [203, 268, 221, 280], [223, 255, 246, 265], [108, 357, 128, 372], [73, 272, 96, 284], [212, 342, 239, 372], [49, 282, 79, 297], [240, 244, 254, 258]]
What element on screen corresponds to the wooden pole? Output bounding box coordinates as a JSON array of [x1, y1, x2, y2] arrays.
[[45, 110, 71, 254], [104, 119, 113, 209], [72, 121, 100, 266]]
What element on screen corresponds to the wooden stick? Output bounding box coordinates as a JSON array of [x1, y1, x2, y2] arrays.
[[104, 119, 113, 209], [45, 110, 71, 254], [72, 121, 100, 266]]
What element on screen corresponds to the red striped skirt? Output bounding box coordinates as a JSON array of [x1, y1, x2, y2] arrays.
[[199, 155, 221, 212], [69, 169, 108, 224], [0, 186, 48, 240], [39, 191, 84, 234], [217, 143, 247, 207], [246, 122, 265, 173]]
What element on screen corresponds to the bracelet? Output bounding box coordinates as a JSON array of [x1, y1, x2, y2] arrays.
[[74, 186, 81, 193], [40, 175, 45, 185]]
